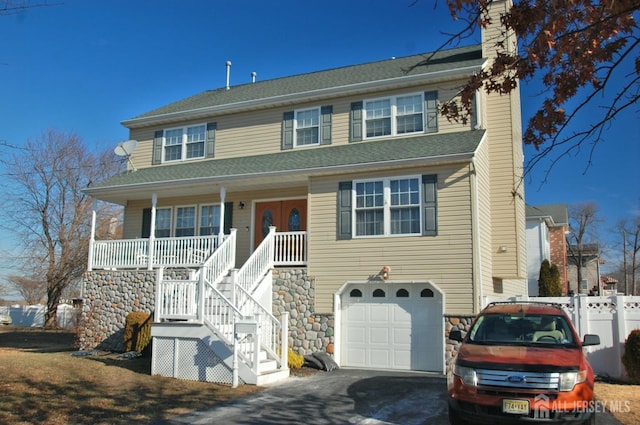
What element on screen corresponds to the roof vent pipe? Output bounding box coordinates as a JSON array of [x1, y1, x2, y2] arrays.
[[251, 71, 257, 83], [225, 60, 232, 90]]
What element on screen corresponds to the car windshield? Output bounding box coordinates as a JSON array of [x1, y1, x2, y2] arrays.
[[467, 313, 576, 346]]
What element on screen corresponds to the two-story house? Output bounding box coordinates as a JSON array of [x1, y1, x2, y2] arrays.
[[80, 0, 526, 385]]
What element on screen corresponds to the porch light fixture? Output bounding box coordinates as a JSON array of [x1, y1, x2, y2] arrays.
[[238, 202, 246, 209], [499, 245, 508, 252]]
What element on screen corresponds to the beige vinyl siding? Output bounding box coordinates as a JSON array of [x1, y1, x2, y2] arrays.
[[485, 88, 524, 280], [125, 80, 473, 169], [308, 164, 475, 315], [473, 137, 495, 310]]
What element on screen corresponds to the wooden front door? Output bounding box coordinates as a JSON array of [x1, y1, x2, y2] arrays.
[[254, 199, 307, 248]]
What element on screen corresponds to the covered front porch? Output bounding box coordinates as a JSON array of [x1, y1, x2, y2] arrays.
[[88, 228, 307, 271], [87, 188, 308, 271]]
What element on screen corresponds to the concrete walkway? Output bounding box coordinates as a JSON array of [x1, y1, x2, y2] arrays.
[[156, 368, 622, 425]]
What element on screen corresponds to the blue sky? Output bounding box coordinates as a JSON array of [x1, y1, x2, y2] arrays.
[[0, 0, 638, 276]]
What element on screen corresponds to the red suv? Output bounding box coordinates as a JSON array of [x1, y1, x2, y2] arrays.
[[447, 302, 600, 425]]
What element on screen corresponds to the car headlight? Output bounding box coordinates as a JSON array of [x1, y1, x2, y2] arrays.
[[454, 364, 478, 386], [559, 370, 587, 391]]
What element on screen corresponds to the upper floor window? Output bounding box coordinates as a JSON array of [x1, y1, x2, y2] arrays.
[[282, 106, 332, 150], [295, 108, 320, 147], [163, 124, 206, 162], [365, 93, 424, 138], [350, 91, 437, 142], [153, 122, 215, 165]]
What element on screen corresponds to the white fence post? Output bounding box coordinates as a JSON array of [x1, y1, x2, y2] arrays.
[[280, 312, 289, 369], [88, 211, 96, 271]]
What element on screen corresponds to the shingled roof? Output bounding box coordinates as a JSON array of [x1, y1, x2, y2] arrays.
[[123, 44, 483, 127], [85, 130, 485, 203]]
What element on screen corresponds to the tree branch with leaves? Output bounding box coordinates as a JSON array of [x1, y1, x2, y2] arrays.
[[417, 0, 640, 180]]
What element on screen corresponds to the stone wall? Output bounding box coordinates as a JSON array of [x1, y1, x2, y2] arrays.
[[444, 315, 475, 372], [78, 269, 189, 352], [272, 269, 335, 354]]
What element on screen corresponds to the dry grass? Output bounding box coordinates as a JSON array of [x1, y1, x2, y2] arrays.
[[1, 327, 637, 424], [0, 327, 265, 425], [0, 350, 263, 425], [594, 381, 640, 425]]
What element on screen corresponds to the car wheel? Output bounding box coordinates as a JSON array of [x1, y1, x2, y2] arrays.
[[448, 404, 467, 425]]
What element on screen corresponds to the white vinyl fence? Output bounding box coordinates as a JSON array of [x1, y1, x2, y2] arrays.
[[0, 304, 78, 329], [484, 295, 640, 380]]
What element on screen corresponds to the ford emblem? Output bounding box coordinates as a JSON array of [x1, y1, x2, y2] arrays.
[[507, 375, 525, 383]]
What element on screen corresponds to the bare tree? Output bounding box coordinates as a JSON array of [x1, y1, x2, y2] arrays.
[[616, 216, 640, 295], [566, 202, 602, 294], [0, 0, 61, 15], [1, 129, 123, 328], [414, 0, 640, 180], [5, 275, 46, 305]]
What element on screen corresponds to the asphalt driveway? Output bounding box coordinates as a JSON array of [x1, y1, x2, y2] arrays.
[[157, 368, 622, 425]]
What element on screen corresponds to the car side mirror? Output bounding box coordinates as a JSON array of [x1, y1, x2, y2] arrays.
[[449, 329, 463, 342], [582, 334, 600, 346]]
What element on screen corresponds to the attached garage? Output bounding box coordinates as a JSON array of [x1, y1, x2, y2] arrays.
[[337, 281, 444, 373]]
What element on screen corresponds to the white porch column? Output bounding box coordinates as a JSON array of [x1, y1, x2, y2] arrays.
[[87, 210, 96, 271], [148, 193, 157, 270], [219, 187, 226, 241]]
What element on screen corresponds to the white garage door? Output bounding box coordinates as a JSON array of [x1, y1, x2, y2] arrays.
[[341, 282, 443, 372]]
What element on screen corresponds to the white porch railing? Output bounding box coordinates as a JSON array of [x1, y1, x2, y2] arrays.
[[88, 230, 306, 271], [273, 231, 307, 266], [154, 226, 287, 374], [89, 235, 221, 270], [237, 227, 276, 294]]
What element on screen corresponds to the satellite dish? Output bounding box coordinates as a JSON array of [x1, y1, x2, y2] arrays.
[[114, 139, 138, 157], [114, 140, 138, 171]]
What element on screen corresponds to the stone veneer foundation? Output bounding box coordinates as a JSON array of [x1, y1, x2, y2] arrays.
[[79, 267, 467, 372]]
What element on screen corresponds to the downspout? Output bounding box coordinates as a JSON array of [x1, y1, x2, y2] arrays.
[[471, 156, 484, 312], [148, 193, 157, 270]]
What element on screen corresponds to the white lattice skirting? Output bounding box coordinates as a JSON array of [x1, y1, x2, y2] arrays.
[[152, 336, 238, 385]]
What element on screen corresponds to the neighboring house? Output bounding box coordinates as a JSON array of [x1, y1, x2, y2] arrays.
[[525, 204, 569, 296], [80, 0, 525, 384], [568, 243, 602, 295]]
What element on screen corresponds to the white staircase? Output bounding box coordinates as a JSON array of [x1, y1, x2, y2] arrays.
[[151, 228, 290, 386]]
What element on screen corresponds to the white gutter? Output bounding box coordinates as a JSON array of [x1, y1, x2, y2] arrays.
[[121, 64, 484, 128]]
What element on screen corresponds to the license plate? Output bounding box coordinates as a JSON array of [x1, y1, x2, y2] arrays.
[[503, 399, 529, 414]]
